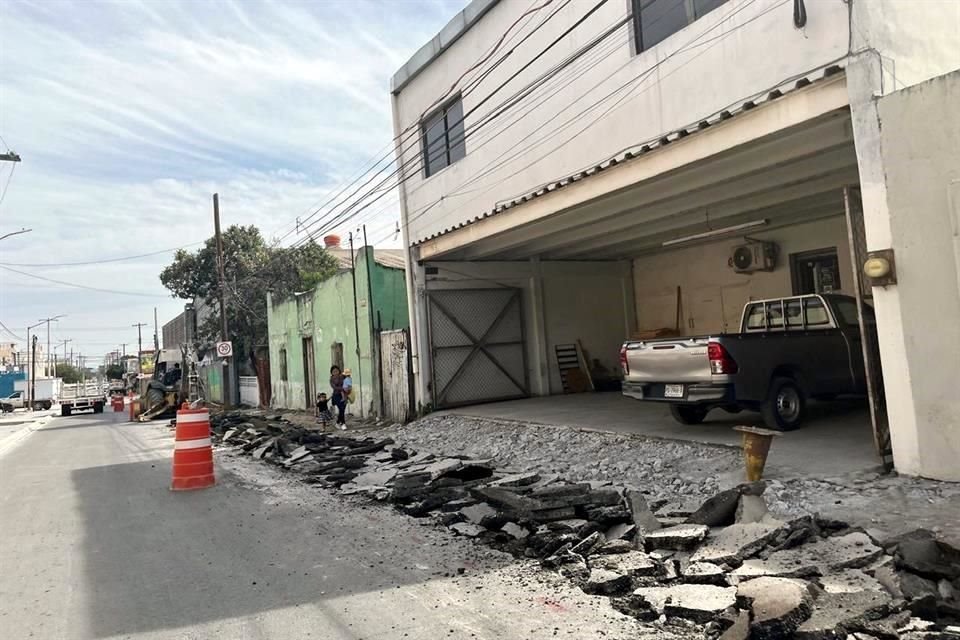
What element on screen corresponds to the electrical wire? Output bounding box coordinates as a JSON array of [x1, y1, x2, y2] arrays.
[[0, 319, 25, 341], [0, 265, 172, 298], [284, 0, 596, 246], [0, 241, 205, 267], [296, 0, 720, 246], [290, 0, 626, 247], [400, 0, 775, 233], [270, 0, 562, 244], [0, 163, 16, 208]]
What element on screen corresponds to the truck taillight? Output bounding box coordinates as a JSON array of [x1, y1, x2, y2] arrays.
[[619, 345, 629, 375], [707, 341, 738, 374]]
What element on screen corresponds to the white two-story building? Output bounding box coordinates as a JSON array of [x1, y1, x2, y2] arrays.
[[390, 0, 960, 481]]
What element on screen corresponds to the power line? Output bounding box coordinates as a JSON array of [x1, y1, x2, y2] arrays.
[[299, 3, 653, 243], [400, 0, 773, 233], [0, 319, 25, 341], [0, 163, 16, 208], [0, 265, 172, 298], [277, 0, 576, 245], [0, 241, 205, 267], [290, 0, 620, 247]]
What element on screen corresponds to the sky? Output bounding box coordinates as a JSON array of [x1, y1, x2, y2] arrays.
[[0, 0, 467, 367]]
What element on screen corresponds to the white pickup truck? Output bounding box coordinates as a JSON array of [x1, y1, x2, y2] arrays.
[[620, 294, 870, 430], [0, 391, 31, 412], [60, 381, 106, 416]]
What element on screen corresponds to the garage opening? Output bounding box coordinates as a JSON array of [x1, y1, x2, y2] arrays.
[[418, 109, 892, 474]]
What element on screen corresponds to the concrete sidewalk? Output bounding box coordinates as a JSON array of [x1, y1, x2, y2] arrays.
[[442, 392, 880, 477]]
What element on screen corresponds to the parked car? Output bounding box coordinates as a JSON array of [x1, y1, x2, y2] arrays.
[[620, 294, 871, 430]]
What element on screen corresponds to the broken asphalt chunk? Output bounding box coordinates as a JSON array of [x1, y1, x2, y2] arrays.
[[633, 584, 738, 623], [737, 576, 815, 639], [794, 590, 892, 639], [583, 569, 632, 596], [644, 524, 709, 551], [690, 522, 783, 565]]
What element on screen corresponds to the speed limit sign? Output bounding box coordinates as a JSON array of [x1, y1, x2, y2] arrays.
[[216, 341, 233, 358]]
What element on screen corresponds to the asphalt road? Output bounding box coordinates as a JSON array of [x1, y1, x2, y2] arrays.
[[0, 409, 651, 640]]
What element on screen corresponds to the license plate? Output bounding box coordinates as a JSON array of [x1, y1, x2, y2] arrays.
[[664, 384, 684, 398]]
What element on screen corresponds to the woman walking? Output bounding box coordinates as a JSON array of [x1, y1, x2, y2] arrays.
[[329, 365, 348, 429]]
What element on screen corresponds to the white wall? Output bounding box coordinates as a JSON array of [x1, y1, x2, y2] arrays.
[[869, 71, 960, 481], [632, 216, 854, 334], [850, 0, 960, 96], [394, 0, 850, 245], [424, 260, 632, 397]]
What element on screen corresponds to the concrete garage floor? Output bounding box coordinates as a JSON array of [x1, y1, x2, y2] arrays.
[[444, 392, 880, 478]]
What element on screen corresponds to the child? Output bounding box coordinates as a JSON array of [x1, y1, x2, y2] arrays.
[[342, 368, 354, 403], [315, 392, 332, 430]]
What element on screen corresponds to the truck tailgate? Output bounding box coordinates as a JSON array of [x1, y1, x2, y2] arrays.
[[623, 337, 715, 384]]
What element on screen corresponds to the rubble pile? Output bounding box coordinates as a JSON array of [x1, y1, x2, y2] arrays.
[[208, 412, 960, 639]]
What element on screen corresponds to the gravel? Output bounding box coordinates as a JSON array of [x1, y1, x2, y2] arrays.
[[367, 414, 960, 541]]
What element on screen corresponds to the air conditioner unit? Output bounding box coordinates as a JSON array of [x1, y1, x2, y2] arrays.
[[730, 241, 777, 273]]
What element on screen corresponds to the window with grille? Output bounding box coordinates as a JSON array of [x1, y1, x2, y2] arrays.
[[632, 0, 728, 52], [421, 96, 465, 178]]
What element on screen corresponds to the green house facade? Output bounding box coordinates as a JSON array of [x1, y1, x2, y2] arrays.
[[267, 246, 408, 416]]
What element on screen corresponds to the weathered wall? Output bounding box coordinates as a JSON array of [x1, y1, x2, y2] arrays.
[[267, 248, 409, 416], [870, 70, 960, 481], [632, 215, 854, 334]]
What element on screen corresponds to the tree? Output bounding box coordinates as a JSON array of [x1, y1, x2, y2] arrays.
[[159, 226, 339, 372], [57, 363, 83, 384], [104, 364, 125, 380]]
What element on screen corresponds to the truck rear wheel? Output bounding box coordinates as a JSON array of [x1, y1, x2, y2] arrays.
[[61, 405, 72, 417], [670, 404, 709, 425], [762, 377, 806, 431], [93, 402, 104, 414]]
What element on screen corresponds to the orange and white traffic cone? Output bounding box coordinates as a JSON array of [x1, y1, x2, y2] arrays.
[[171, 407, 215, 491]]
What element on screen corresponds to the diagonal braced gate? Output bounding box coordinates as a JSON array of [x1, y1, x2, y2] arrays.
[[427, 288, 529, 408]]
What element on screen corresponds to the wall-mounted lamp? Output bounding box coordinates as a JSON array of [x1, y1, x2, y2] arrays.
[[863, 249, 896, 287]]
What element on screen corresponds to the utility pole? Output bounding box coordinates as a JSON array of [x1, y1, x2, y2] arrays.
[[132, 323, 147, 375], [31, 336, 37, 410], [213, 193, 231, 408], [58, 339, 71, 377], [37, 315, 64, 377], [120, 343, 126, 357], [153, 307, 159, 351]]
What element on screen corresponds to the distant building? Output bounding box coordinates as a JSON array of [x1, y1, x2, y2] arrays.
[[0, 341, 44, 374]]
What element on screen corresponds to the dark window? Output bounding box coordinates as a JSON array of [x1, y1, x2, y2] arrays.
[[422, 96, 466, 177], [633, 0, 729, 52], [790, 248, 842, 295], [833, 297, 875, 327], [279, 348, 288, 381], [804, 298, 830, 326]]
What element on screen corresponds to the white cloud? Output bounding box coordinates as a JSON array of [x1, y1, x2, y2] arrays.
[[0, 0, 465, 357]]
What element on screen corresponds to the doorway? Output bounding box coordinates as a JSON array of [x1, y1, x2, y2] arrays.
[[790, 247, 842, 295], [302, 337, 316, 408]]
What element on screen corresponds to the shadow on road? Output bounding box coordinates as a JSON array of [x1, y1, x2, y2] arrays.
[[71, 457, 510, 638]]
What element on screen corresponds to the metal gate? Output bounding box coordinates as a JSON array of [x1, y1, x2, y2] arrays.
[[428, 288, 528, 408], [380, 329, 413, 423], [844, 186, 894, 469]]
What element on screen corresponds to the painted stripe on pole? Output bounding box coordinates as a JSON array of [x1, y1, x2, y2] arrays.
[[174, 438, 212, 450], [176, 413, 210, 424]]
